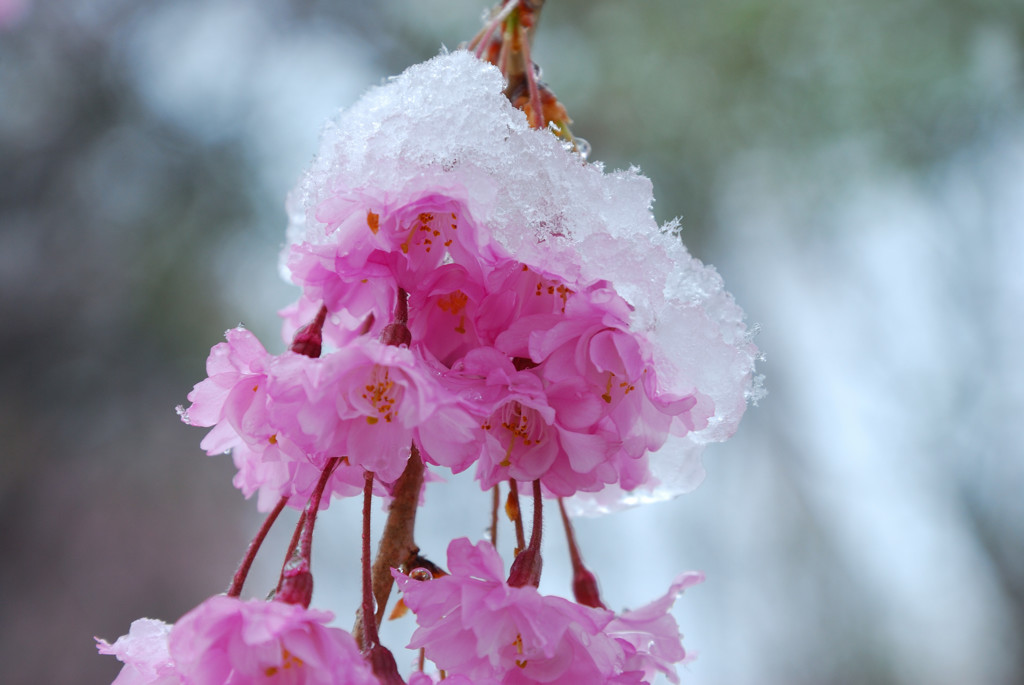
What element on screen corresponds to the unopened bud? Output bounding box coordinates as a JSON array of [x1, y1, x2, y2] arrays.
[[367, 644, 405, 685], [507, 545, 542, 588], [275, 565, 313, 608], [379, 322, 411, 347], [290, 306, 328, 358], [572, 566, 606, 609]]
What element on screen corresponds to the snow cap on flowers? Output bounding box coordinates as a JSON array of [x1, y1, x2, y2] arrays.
[[286, 50, 760, 511]]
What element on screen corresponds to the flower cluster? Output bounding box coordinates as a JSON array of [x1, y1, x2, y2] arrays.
[[394, 538, 702, 685], [99, 14, 758, 684], [183, 223, 712, 510]]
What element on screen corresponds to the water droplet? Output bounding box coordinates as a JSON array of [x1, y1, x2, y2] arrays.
[[574, 137, 591, 161], [409, 567, 433, 581], [531, 62, 543, 81]]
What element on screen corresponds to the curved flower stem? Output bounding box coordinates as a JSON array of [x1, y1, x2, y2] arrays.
[[300, 457, 341, 564], [507, 479, 544, 587], [226, 495, 289, 598], [557, 498, 581, 567], [275, 509, 306, 595], [273, 457, 341, 607], [497, 21, 512, 77], [558, 497, 606, 608], [529, 479, 543, 547], [507, 479, 526, 554]]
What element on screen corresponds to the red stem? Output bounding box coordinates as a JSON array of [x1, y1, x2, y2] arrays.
[[300, 457, 341, 564], [557, 497, 606, 609], [528, 479, 543, 549], [275, 509, 306, 595], [507, 479, 544, 588], [519, 24, 544, 128], [226, 495, 289, 598], [557, 498, 582, 566], [360, 470, 381, 650], [471, 0, 516, 56]]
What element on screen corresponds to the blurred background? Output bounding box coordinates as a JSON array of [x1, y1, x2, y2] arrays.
[[2, 0, 1022, 683]]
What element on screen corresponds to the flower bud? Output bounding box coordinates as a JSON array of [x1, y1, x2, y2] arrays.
[[275, 565, 313, 608]]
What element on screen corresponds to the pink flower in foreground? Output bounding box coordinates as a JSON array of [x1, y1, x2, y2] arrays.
[[99, 598, 379, 684], [607, 572, 704, 684], [169, 596, 377, 685], [96, 618, 180, 685], [395, 538, 634, 684]]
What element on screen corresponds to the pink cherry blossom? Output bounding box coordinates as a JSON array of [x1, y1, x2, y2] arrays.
[[288, 179, 503, 319], [439, 346, 607, 495], [96, 618, 180, 685], [607, 572, 705, 684], [267, 336, 477, 484], [407, 263, 486, 368], [502, 285, 714, 494], [179, 327, 368, 511], [394, 538, 630, 684], [167, 595, 378, 685]]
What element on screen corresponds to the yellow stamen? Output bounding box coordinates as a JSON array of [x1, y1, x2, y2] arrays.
[[602, 373, 614, 403], [360, 366, 399, 424], [264, 648, 304, 676]]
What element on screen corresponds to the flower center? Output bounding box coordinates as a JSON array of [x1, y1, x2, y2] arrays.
[[361, 366, 398, 424], [495, 401, 544, 466], [512, 633, 528, 669], [264, 648, 304, 676], [436, 290, 469, 334], [601, 371, 636, 404], [531, 276, 572, 313]]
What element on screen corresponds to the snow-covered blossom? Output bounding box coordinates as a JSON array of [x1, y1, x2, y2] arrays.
[[284, 50, 759, 509]]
